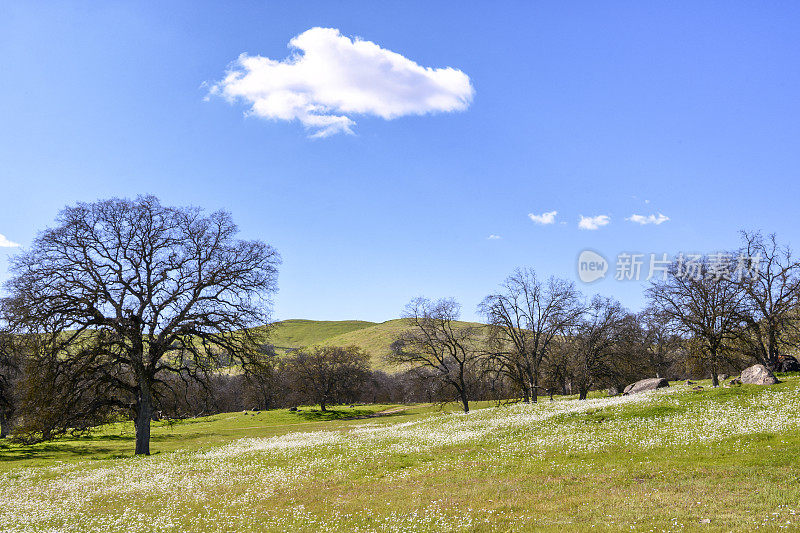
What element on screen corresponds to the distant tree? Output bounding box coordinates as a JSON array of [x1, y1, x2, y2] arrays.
[[285, 346, 370, 411], [735, 231, 800, 371], [480, 269, 584, 402], [241, 345, 286, 411], [637, 306, 683, 379], [647, 257, 746, 387], [2, 196, 280, 454], [569, 296, 632, 399], [0, 330, 21, 438], [390, 298, 484, 412]]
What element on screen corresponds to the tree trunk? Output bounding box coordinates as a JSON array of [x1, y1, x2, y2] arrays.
[[710, 354, 719, 387], [459, 389, 469, 413], [579, 388, 588, 400], [135, 384, 153, 456], [320, 401, 327, 412], [767, 330, 780, 372]]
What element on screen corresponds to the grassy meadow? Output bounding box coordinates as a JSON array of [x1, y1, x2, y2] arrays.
[[2, 377, 800, 531]]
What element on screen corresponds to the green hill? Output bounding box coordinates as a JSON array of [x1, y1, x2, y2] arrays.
[[267, 319, 376, 352], [267, 318, 485, 371]]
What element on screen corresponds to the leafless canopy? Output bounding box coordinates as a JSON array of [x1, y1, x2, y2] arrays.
[[480, 269, 584, 402], [647, 257, 746, 386], [390, 297, 483, 412], [736, 231, 800, 370], [2, 195, 280, 454]]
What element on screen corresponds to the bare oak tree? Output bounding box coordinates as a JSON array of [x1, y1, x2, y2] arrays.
[[647, 257, 746, 387], [390, 298, 483, 413], [736, 231, 800, 371], [569, 296, 632, 399], [480, 269, 584, 402], [2, 196, 279, 454]]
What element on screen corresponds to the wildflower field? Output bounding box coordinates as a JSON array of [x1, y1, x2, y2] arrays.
[[3, 379, 800, 532]]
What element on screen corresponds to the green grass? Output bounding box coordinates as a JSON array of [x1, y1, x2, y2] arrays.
[[3, 380, 800, 531], [267, 319, 377, 352]]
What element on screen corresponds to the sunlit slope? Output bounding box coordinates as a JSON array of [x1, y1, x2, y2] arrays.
[[267, 319, 486, 370], [267, 319, 376, 352]]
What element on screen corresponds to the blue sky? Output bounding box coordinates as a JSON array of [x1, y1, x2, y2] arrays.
[[1, 2, 799, 322]]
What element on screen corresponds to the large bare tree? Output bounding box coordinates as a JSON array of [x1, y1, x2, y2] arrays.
[[735, 231, 800, 370], [480, 269, 584, 402], [647, 257, 746, 387], [2, 196, 279, 454], [390, 298, 483, 413], [569, 296, 632, 399]]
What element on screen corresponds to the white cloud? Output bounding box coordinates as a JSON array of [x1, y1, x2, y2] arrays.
[[209, 27, 474, 137], [0, 234, 19, 247], [578, 215, 610, 230], [487, 234, 502, 240], [528, 210, 558, 225], [627, 213, 669, 225]]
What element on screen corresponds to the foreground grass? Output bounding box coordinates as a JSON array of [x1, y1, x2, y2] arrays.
[[2, 379, 800, 531]]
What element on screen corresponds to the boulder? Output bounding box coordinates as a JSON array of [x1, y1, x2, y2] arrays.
[[779, 355, 800, 372], [739, 364, 780, 385], [607, 387, 620, 396], [718, 374, 728, 381], [623, 377, 670, 395]]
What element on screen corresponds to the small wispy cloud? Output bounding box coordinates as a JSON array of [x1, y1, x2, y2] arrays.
[[209, 27, 474, 137], [627, 213, 669, 225], [0, 234, 20, 247], [487, 234, 502, 240], [578, 215, 610, 230], [528, 210, 558, 225]]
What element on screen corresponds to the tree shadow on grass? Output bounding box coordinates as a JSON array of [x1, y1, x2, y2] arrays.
[[294, 408, 380, 421]]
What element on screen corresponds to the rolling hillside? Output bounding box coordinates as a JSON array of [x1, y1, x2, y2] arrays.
[[267, 318, 485, 370]]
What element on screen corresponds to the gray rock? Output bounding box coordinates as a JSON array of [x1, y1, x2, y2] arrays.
[[607, 387, 620, 396], [623, 377, 670, 395], [739, 364, 780, 385], [718, 374, 728, 381]]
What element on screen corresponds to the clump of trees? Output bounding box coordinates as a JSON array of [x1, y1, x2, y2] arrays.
[[283, 346, 370, 411], [393, 232, 800, 412]]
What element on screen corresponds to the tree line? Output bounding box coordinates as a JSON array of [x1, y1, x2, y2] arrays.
[[1, 196, 799, 454]]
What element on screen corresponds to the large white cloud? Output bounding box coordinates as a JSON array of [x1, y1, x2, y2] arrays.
[[209, 27, 474, 137], [0, 234, 19, 247], [578, 215, 610, 230]]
